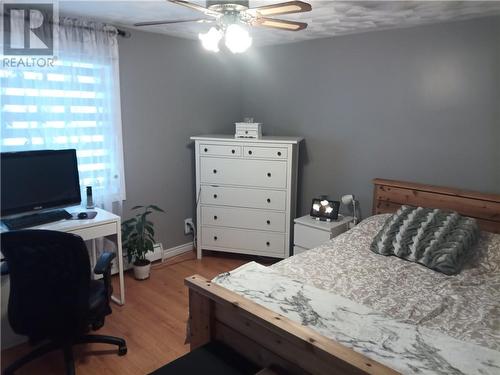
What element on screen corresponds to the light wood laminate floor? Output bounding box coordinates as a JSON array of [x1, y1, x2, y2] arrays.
[[1, 251, 270, 375]]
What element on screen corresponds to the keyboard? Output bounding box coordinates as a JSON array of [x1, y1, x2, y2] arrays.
[[2, 210, 72, 230]]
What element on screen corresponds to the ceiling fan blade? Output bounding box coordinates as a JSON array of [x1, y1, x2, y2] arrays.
[[134, 18, 212, 27], [168, 0, 221, 17], [253, 17, 308, 31], [249, 1, 311, 17]]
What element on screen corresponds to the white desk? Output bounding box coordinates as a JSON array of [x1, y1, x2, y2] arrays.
[[1, 206, 125, 305]]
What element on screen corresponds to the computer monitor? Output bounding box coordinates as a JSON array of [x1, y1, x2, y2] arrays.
[[1, 149, 81, 217]]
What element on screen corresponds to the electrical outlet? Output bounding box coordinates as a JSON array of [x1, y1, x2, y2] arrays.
[[184, 218, 194, 234]]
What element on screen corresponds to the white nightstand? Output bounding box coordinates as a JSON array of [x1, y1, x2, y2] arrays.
[[293, 215, 354, 255]]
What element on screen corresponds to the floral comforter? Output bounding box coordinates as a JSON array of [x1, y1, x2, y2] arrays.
[[271, 214, 500, 351]]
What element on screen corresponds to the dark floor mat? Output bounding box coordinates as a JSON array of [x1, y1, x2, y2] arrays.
[[149, 341, 260, 375]]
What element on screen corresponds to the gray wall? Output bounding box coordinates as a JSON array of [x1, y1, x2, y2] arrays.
[[118, 17, 499, 249], [119, 30, 241, 249], [239, 17, 500, 218]]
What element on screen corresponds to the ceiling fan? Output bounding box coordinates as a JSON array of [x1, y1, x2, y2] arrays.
[[134, 0, 312, 53]]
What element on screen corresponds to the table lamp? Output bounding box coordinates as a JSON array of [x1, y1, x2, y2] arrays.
[[341, 194, 358, 225]]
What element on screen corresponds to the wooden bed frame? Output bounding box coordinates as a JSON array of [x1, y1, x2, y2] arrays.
[[373, 178, 500, 234], [185, 179, 500, 375]]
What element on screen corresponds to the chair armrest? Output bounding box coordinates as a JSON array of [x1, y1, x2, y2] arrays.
[[94, 252, 116, 275], [0, 261, 8, 276]]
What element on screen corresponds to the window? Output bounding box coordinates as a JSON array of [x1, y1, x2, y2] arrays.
[[1, 21, 125, 207]]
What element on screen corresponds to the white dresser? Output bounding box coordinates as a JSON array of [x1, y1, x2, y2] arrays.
[[191, 135, 302, 259]]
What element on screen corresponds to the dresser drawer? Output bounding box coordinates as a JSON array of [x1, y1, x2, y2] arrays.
[[200, 144, 241, 157], [200, 186, 286, 211], [294, 224, 331, 249], [201, 206, 286, 232], [200, 158, 287, 188], [202, 227, 285, 256], [244, 146, 288, 159]]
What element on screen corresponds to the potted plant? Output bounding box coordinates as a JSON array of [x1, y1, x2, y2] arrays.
[[122, 204, 164, 280]]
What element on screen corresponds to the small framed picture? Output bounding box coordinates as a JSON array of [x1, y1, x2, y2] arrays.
[[310, 198, 340, 221]]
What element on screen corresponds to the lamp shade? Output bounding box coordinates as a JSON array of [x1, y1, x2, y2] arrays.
[[341, 194, 354, 205]]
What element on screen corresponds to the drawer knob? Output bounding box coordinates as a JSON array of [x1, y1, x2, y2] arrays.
[[266, 241, 270, 246], [231, 149, 235, 154], [277, 151, 282, 156], [214, 236, 218, 241], [248, 150, 252, 155], [213, 194, 218, 199], [214, 215, 218, 220], [245, 130, 248, 134], [267, 198, 271, 203], [204, 148, 208, 152], [213, 169, 217, 174], [266, 220, 271, 225], [267, 172, 272, 177]]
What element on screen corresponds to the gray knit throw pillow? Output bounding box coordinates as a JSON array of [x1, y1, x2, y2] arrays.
[[371, 205, 479, 275]]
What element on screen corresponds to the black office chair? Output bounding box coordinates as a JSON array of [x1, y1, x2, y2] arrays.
[[1, 230, 127, 375]]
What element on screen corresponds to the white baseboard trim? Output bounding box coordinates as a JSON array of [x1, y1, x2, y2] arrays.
[[162, 242, 194, 260], [111, 242, 193, 274]]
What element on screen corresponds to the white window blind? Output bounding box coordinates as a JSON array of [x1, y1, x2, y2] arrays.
[[0, 19, 126, 207]]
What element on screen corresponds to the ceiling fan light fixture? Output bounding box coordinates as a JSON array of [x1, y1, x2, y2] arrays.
[[139, 1, 312, 54], [198, 26, 223, 52], [224, 23, 252, 54]]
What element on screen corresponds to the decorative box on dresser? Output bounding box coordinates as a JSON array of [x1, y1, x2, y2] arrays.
[[191, 135, 302, 259]]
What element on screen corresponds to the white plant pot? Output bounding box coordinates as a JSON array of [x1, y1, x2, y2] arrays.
[[133, 262, 151, 280]]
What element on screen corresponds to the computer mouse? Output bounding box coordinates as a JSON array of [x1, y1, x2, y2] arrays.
[[77, 212, 88, 219]]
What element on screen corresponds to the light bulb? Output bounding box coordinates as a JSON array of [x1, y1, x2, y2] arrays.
[[224, 24, 252, 54], [198, 27, 222, 52]]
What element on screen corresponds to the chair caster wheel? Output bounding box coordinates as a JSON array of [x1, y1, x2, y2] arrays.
[[118, 345, 127, 356]]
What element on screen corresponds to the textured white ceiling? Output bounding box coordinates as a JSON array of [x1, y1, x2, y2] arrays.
[[59, 1, 500, 45]]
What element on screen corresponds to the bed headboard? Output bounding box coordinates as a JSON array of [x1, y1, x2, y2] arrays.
[[372, 178, 500, 234]]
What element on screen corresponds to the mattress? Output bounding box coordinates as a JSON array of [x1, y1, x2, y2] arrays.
[[212, 214, 500, 374], [214, 262, 500, 375], [270, 214, 500, 352]]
